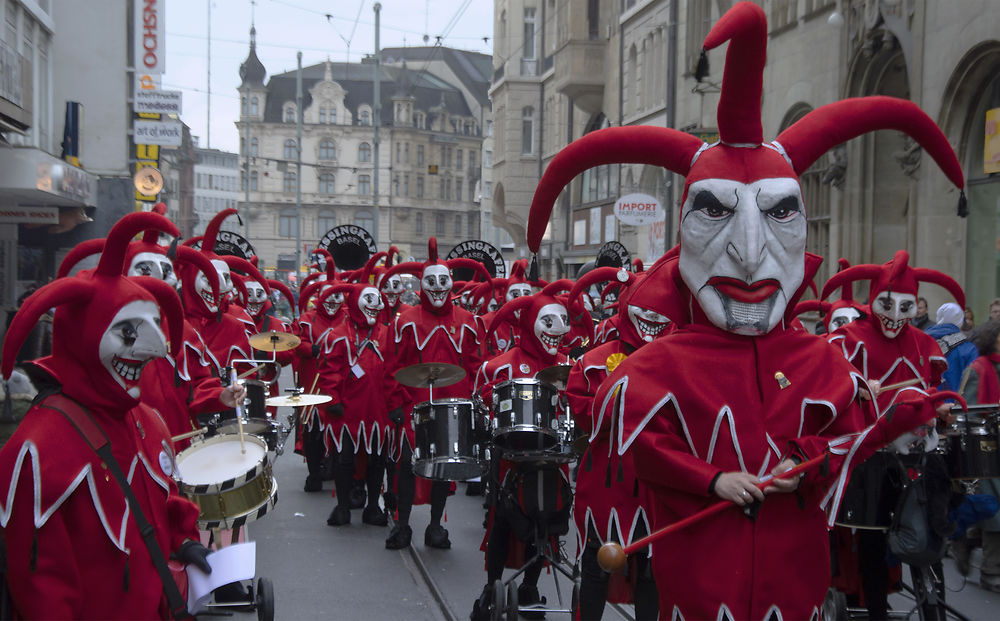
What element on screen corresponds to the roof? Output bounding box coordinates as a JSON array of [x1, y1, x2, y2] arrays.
[[381, 46, 492, 107]]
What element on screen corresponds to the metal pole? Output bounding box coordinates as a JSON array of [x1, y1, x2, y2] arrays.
[[296, 52, 303, 285], [373, 3, 382, 248], [207, 0, 212, 148]]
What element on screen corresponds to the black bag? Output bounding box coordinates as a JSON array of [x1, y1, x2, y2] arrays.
[[887, 454, 952, 566]]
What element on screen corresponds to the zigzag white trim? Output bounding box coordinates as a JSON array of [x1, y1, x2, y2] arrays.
[[706, 406, 747, 473], [395, 319, 479, 353], [582, 364, 608, 394], [761, 604, 783, 621]]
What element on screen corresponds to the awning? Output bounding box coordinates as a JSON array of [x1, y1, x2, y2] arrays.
[[0, 146, 98, 216]]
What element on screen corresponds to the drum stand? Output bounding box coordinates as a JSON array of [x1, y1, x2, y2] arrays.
[[230, 342, 294, 457]]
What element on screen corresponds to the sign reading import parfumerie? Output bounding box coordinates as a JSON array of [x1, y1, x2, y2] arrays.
[[614, 193, 663, 226]]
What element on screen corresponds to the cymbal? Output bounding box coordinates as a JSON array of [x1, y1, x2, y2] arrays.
[[249, 330, 301, 352], [536, 364, 572, 387], [265, 393, 332, 407], [394, 362, 466, 388]]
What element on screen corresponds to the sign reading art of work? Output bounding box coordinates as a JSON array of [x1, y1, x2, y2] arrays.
[[134, 119, 182, 146], [446, 240, 507, 279], [614, 193, 663, 226], [318, 225, 377, 271]]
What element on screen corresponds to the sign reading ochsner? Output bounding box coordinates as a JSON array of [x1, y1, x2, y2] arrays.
[[614, 193, 663, 226], [135, 0, 164, 76]]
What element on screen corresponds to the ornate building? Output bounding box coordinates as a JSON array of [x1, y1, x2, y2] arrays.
[[237, 29, 491, 276]]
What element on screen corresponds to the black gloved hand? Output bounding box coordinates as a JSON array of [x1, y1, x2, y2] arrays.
[[176, 539, 212, 574], [311, 343, 321, 358], [326, 403, 344, 417], [388, 407, 404, 426]]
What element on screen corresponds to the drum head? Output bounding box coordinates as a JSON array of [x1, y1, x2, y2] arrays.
[[175, 434, 270, 493]]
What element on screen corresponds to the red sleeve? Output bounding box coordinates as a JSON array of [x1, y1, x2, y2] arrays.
[[315, 335, 347, 406], [185, 356, 228, 416], [566, 361, 605, 434]]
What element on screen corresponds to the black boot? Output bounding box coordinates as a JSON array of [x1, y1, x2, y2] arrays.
[[362, 504, 388, 526], [424, 524, 451, 549], [385, 524, 412, 549], [350, 478, 367, 509], [326, 505, 351, 526], [517, 583, 547, 620], [303, 474, 323, 492], [470, 584, 493, 621]]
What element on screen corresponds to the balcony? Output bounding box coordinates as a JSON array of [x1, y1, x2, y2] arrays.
[[550, 39, 605, 114]]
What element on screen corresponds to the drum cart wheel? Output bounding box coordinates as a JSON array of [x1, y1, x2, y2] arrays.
[[505, 581, 519, 621], [491, 579, 505, 621], [570, 576, 580, 618], [255, 576, 275, 621], [820, 587, 847, 621]]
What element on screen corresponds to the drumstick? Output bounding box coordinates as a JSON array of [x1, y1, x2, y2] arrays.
[[229, 368, 246, 454], [879, 378, 923, 393], [171, 427, 207, 443], [300, 373, 322, 426], [596, 452, 829, 573], [237, 363, 268, 380]]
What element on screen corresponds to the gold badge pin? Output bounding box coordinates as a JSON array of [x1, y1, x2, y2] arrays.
[[775, 371, 791, 389], [606, 353, 627, 373]]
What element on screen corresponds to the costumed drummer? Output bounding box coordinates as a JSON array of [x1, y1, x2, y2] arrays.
[[383, 239, 484, 551], [0, 213, 214, 619], [470, 292, 572, 621], [527, 4, 967, 618], [564, 265, 676, 621], [315, 282, 399, 528]]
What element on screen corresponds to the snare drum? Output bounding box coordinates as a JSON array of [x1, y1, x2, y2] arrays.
[[834, 450, 906, 530], [943, 414, 1000, 480], [412, 399, 485, 481], [491, 378, 560, 452], [217, 417, 282, 452], [174, 434, 278, 529]]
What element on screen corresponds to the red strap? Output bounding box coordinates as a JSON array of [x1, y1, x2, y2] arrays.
[[35, 393, 108, 451]]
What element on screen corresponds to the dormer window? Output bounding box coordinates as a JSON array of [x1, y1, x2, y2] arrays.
[[284, 104, 296, 123], [359, 108, 371, 126]]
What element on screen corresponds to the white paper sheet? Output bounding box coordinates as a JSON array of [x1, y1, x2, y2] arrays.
[[185, 541, 257, 614]]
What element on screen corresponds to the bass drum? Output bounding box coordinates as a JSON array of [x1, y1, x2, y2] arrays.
[[943, 414, 1000, 480], [491, 378, 560, 452], [412, 399, 485, 481], [834, 450, 906, 530]]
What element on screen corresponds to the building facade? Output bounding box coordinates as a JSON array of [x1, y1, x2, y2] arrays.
[[237, 31, 491, 277], [488, 0, 1000, 318]]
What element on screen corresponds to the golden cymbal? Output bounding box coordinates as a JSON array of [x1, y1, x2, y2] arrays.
[[536, 364, 572, 387], [394, 362, 466, 388], [264, 393, 332, 407], [249, 330, 301, 352]]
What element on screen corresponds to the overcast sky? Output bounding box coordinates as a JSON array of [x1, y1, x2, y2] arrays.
[[163, 0, 494, 154]]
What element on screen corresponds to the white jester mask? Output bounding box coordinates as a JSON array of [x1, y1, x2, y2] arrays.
[[422, 264, 453, 308], [678, 177, 806, 335], [322, 289, 345, 316], [506, 283, 532, 303], [196, 259, 233, 312], [128, 252, 177, 288], [533, 303, 570, 355], [244, 281, 268, 317], [829, 306, 863, 331], [381, 274, 404, 307], [872, 291, 916, 339], [627, 305, 670, 343], [487, 298, 499, 313], [98, 300, 167, 399], [357, 286, 385, 326]]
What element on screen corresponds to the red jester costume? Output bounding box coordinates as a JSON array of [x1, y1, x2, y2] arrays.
[[0, 213, 211, 619], [383, 239, 484, 550], [524, 4, 967, 619]]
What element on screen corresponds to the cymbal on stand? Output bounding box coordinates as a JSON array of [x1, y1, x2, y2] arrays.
[[249, 330, 301, 352], [394, 363, 466, 388], [264, 393, 332, 407]]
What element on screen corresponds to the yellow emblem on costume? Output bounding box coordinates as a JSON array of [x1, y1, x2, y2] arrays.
[[605, 353, 627, 373]]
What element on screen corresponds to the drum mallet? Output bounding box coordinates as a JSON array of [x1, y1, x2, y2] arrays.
[[596, 452, 829, 573], [170, 427, 207, 443], [229, 368, 246, 454]]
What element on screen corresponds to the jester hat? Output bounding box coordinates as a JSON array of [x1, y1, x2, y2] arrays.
[[821, 249, 965, 309]]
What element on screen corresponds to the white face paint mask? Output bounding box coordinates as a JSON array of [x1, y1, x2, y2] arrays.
[[678, 177, 806, 335], [421, 265, 453, 308], [506, 283, 532, 303], [323, 291, 345, 316], [128, 252, 177, 288], [533, 303, 570, 355], [829, 306, 862, 331], [487, 298, 499, 313], [357, 286, 385, 326], [98, 300, 167, 399], [872, 291, 917, 339], [244, 282, 268, 316], [381, 275, 404, 307], [194, 270, 219, 312], [627, 305, 670, 342]]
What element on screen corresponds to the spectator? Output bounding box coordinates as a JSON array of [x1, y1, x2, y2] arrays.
[[964, 307, 976, 336], [990, 299, 1000, 322], [926, 302, 978, 392], [911, 296, 932, 330]]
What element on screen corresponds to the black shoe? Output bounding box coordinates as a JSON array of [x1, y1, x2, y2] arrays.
[[517, 583, 547, 619], [470, 585, 492, 621], [424, 524, 451, 549], [386, 524, 412, 549], [350, 480, 367, 509], [326, 505, 351, 526], [465, 481, 484, 496], [213, 581, 250, 605], [383, 491, 397, 514], [362, 505, 388, 526], [304, 475, 323, 492]]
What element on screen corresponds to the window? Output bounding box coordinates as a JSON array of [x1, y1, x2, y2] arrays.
[[524, 8, 536, 59], [241, 171, 247, 191], [358, 174, 371, 195], [283, 171, 297, 193], [415, 112, 425, 129], [521, 107, 535, 154], [358, 143, 372, 162], [436, 212, 445, 235], [284, 139, 297, 159], [284, 105, 296, 123], [319, 173, 335, 194], [447, 147, 453, 168], [469, 151, 476, 170], [439, 179, 446, 200], [329, 108, 337, 124], [242, 97, 248, 115], [417, 176, 425, 198], [467, 212, 476, 237], [394, 175, 400, 196], [456, 179, 463, 202], [417, 145, 425, 166], [396, 143, 402, 163], [319, 138, 336, 160], [405, 143, 410, 163], [485, 150, 493, 167], [485, 181, 492, 199], [251, 137, 259, 156], [360, 109, 371, 125], [457, 149, 463, 170], [318, 210, 336, 233], [403, 174, 410, 196], [485, 120, 493, 136], [355, 210, 374, 232], [251, 97, 259, 115], [279, 209, 298, 237], [416, 212, 424, 233], [251, 171, 259, 191], [454, 214, 462, 235], [318, 108, 326, 124]]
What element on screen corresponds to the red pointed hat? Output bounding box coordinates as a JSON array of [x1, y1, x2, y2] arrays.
[[820, 249, 965, 308], [525, 1, 964, 259]]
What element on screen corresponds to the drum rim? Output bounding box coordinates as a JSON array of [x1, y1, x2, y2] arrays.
[[413, 458, 484, 481], [493, 377, 559, 393], [197, 478, 279, 530], [175, 434, 271, 494], [414, 398, 474, 408]]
